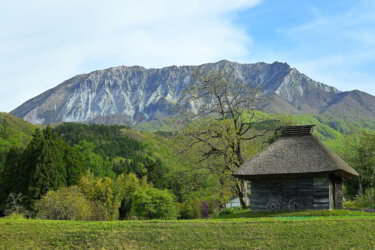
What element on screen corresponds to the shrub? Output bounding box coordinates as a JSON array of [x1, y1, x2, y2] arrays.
[[35, 186, 92, 220], [177, 198, 221, 219], [90, 201, 111, 221], [131, 187, 177, 219], [218, 207, 241, 216], [353, 188, 375, 208], [177, 199, 201, 219], [191, 199, 201, 219], [3, 213, 27, 220]]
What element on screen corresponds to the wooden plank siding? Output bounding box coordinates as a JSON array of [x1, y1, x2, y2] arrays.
[[313, 177, 330, 210], [249, 175, 344, 211], [251, 177, 314, 211], [333, 176, 343, 209]]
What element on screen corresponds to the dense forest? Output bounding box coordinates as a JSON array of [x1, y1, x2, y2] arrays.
[[0, 111, 374, 220]]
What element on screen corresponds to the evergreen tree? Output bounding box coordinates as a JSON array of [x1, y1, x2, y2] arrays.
[[64, 146, 85, 186], [24, 127, 67, 202], [73, 140, 114, 178], [0, 147, 24, 213]]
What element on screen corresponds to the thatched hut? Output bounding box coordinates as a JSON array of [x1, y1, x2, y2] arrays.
[[234, 125, 359, 211]]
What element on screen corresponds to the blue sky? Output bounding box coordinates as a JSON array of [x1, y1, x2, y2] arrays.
[[1, 0, 375, 112]]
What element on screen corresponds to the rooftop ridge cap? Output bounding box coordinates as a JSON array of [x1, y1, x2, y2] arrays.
[[280, 125, 316, 137]]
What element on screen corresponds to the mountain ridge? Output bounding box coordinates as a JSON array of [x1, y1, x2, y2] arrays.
[[10, 60, 375, 125]]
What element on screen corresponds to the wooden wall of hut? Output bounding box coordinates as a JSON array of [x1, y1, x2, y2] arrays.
[[331, 175, 343, 209], [250, 175, 343, 211], [313, 177, 329, 210]]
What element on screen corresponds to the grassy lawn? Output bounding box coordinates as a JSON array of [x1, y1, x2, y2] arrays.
[[215, 208, 374, 219], [1, 212, 375, 249]]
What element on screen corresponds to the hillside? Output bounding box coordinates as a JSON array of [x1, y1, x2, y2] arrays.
[[0, 112, 36, 151], [11, 60, 375, 126], [0, 111, 354, 159]]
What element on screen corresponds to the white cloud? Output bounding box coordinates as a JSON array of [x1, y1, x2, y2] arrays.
[[0, 0, 262, 112]]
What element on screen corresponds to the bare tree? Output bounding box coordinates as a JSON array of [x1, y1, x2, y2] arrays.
[[179, 69, 269, 208], [5, 193, 26, 215]]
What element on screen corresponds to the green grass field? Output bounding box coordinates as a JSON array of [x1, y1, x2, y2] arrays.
[[215, 208, 374, 219], [1, 211, 375, 249]]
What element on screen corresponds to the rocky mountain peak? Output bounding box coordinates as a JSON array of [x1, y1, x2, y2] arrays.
[[10, 60, 375, 125]]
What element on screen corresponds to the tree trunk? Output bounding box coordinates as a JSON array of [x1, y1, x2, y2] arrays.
[[218, 177, 226, 209], [358, 177, 363, 195], [236, 179, 248, 209]]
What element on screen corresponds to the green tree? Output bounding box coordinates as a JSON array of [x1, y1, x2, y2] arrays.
[[0, 147, 25, 213], [1, 127, 85, 210], [347, 131, 375, 195], [35, 186, 92, 220], [118, 173, 140, 219], [23, 127, 68, 202], [0, 147, 24, 190], [145, 157, 169, 189], [78, 172, 133, 220], [131, 186, 177, 219], [73, 140, 114, 178], [64, 146, 85, 186], [0, 150, 6, 171]]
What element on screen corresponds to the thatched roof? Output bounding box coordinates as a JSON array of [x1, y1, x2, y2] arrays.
[[235, 130, 359, 179]]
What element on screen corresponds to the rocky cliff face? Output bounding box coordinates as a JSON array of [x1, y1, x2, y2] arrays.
[[11, 60, 374, 125]]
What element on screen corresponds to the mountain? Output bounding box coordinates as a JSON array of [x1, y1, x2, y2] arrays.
[[322, 90, 375, 118], [10, 60, 375, 125]]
